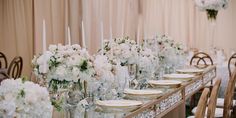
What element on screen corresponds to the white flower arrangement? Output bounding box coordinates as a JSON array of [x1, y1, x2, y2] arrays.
[[0, 78, 53, 118], [93, 53, 131, 99], [145, 35, 186, 73], [194, 0, 229, 20], [93, 54, 115, 82], [137, 47, 158, 79], [100, 37, 161, 89], [32, 44, 96, 92], [195, 0, 229, 11], [102, 37, 160, 79], [103, 37, 139, 66]]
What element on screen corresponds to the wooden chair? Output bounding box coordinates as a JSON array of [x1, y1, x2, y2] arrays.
[[190, 79, 221, 118], [192, 69, 236, 118], [189, 52, 214, 108], [190, 52, 213, 67], [207, 79, 221, 118], [195, 88, 210, 118], [0, 72, 8, 84], [188, 88, 210, 118], [223, 68, 236, 118], [228, 53, 236, 78], [0, 52, 8, 69], [7, 56, 23, 79], [212, 53, 236, 111]]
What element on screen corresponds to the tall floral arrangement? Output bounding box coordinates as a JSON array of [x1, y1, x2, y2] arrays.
[[0, 78, 53, 118], [194, 0, 229, 20]]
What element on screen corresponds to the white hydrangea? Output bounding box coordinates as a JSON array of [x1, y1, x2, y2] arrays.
[[103, 37, 139, 65], [144, 35, 186, 71], [137, 47, 158, 78], [195, 0, 229, 10], [32, 44, 96, 85], [0, 79, 53, 118], [94, 55, 114, 81]]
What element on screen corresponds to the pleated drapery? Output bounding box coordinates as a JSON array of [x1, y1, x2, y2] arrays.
[[0, 0, 236, 77]]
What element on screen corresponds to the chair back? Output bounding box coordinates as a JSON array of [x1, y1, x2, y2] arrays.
[[190, 52, 213, 66], [228, 53, 236, 77], [223, 68, 236, 118], [7, 56, 23, 79], [195, 88, 210, 118], [0, 52, 7, 69], [207, 79, 221, 118]]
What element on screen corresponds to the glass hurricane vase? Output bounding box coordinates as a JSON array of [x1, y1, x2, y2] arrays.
[[64, 80, 87, 118]]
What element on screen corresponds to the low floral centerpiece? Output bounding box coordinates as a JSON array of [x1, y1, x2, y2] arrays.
[[0, 78, 53, 118], [102, 37, 159, 89], [103, 37, 139, 66], [32, 44, 96, 111], [146, 35, 186, 74]]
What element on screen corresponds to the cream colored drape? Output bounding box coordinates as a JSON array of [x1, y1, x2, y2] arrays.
[[0, 0, 33, 77], [34, 0, 83, 54], [0, 0, 236, 77], [82, 0, 139, 53], [142, 0, 236, 56]]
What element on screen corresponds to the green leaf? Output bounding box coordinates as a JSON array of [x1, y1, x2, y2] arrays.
[[80, 60, 88, 72], [17, 89, 25, 98], [51, 98, 63, 111]]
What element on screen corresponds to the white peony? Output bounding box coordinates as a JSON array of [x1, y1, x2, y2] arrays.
[[94, 55, 114, 81], [0, 79, 53, 118]]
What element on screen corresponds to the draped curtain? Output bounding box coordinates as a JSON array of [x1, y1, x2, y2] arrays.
[[0, 0, 33, 77], [0, 0, 236, 76]]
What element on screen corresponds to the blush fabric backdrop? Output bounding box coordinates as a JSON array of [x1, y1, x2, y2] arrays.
[[0, 0, 236, 76]]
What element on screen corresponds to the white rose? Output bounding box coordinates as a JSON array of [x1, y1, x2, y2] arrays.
[[48, 45, 57, 52], [0, 100, 16, 117], [38, 63, 49, 74]]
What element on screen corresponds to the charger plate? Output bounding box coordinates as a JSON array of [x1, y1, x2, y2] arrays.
[[95, 100, 143, 113], [124, 89, 163, 100], [148, 80, 182, 88], [176, 68, 204, 75], [163, 73, 195, 82]]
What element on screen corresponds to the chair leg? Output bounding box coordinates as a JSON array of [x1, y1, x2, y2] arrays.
[[190, 94, 195, 109], [231, 106, 236, 118]]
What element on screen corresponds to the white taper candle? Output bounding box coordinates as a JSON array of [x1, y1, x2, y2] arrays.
[[43, 20, 46, 53], [42, 19, 47, 73], [67, 26, 71, 45], [100, 22, 104, 55], [82, 21, 86, 48], [137, 24, 140, 46]]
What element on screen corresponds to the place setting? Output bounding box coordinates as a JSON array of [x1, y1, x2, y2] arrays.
[[0, 0, 234, 118]]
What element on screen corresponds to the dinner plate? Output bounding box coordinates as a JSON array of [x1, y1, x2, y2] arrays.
[[163, 73, 195, 81], [176, 68, 204, 74], [124, 89, 163, 95], [124, 89, 163, 100], [148, 80, 182, 88], [95, 100, 143, 112]]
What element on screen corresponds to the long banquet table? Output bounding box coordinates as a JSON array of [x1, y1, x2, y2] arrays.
[[53, 65, 216, 118], [125, 65, 216, 118]]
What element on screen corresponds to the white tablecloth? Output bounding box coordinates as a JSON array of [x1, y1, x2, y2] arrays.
[[216, 62, 234, 98]]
